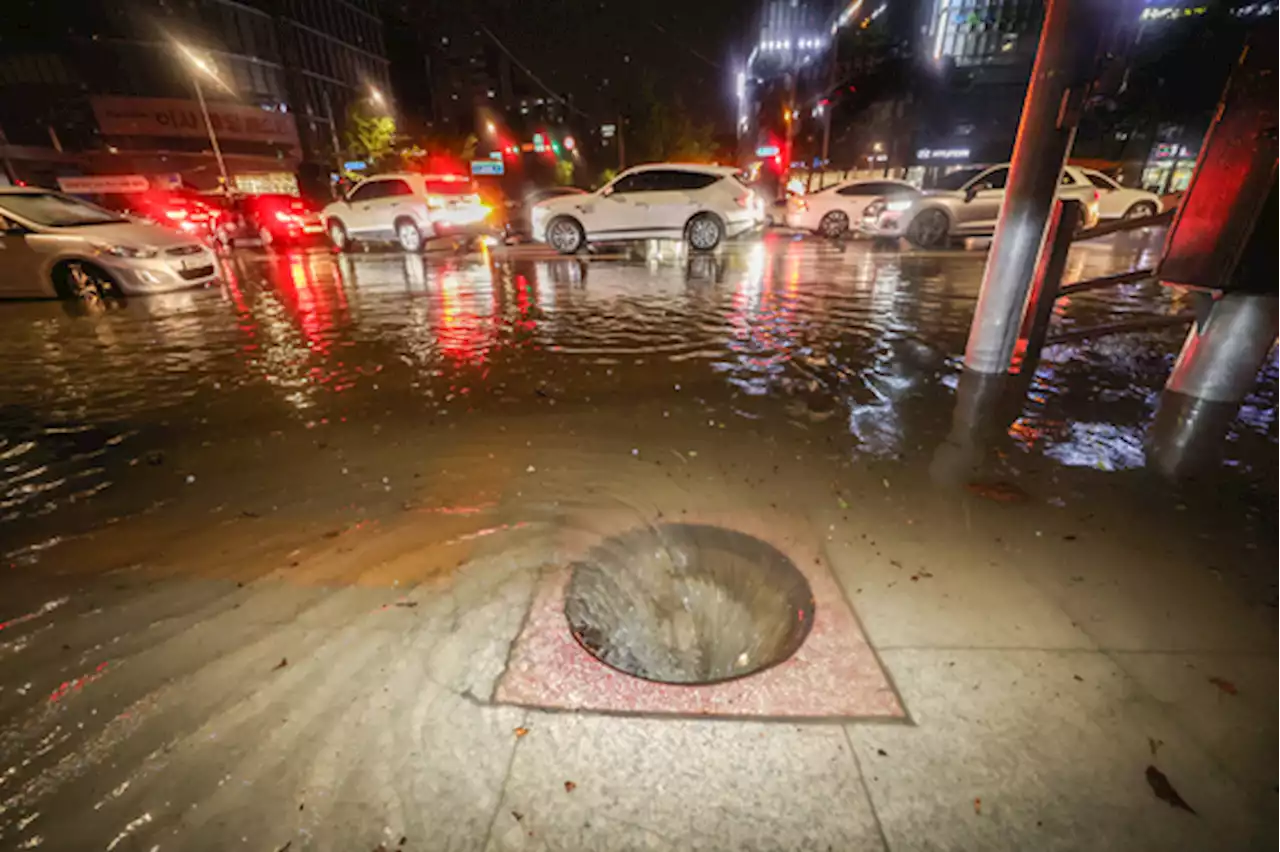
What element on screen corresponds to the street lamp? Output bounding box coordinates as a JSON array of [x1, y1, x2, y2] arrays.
[[485, 120, 497, 135], [369, 86, 386, 108], [175, 43, 232, 193]]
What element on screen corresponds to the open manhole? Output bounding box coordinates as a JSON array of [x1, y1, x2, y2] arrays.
[[564, 523, 815, 685]]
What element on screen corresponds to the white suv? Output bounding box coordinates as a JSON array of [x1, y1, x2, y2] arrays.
[[530, 164, 764, 254], [322, 173, 492, 252]]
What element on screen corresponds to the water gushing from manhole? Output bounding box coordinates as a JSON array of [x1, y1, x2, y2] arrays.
[[564, 523, 815, 684]]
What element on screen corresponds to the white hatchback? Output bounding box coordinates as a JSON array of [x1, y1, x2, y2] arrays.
[[0, 188, 219, 301], [530, 164, 764, 254], [322, 173, 492, 252], [785, 178, 919, 237]]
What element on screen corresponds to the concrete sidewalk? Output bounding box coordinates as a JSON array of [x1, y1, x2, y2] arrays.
[[0, 410, 1273, 852]]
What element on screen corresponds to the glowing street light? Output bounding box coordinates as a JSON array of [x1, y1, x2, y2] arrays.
[[369, 86, 386, 107], [175, 43, 232, 192], [485, 120, 497, 135]]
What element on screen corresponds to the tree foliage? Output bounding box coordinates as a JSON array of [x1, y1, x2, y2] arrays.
[[631, 82, 718, 163], [343, 104, 396, 172]]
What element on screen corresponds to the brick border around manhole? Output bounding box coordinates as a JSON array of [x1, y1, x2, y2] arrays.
[[494, 512, 905, 720]]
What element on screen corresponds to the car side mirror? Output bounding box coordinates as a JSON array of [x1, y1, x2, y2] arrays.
[[964, 186, 980, 203], [599, 185, 614, 198]]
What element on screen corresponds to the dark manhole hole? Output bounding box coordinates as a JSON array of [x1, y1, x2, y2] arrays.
[[564, 523, 816, 685]]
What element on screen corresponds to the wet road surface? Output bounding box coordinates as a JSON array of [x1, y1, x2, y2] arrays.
[[0, 233, 1274, 850]]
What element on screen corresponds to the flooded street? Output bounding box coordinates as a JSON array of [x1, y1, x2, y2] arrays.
[[0, 234, 1275, 851]]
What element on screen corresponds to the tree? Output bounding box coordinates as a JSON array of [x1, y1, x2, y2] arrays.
[[554, 160, 575, 186], [631, 81, 718, 163], [344, 104, 396, 173]]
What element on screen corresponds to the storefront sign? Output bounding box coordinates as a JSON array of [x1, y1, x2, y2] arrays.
[[57, 174, 150, 194], [91, 96, 300, 148]]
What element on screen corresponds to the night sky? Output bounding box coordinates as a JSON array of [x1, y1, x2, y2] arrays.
[[427, 0, 751, 129]]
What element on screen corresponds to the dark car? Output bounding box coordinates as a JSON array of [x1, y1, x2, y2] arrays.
[[105, 190, 224, 240], [214, 193, 325, 248], [503, 186, 587, 242]]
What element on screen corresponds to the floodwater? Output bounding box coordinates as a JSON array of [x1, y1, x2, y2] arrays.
[[0, 233, 1274, 850]]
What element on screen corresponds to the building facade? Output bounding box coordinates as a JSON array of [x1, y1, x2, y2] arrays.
[[0, 0, 388, 195]]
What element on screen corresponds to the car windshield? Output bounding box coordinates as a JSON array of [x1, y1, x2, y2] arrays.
[[0, 192, 128, 226], [934, 168, 986, 191]]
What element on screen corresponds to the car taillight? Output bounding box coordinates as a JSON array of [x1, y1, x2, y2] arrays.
[[164, 209, 186, 220], [274, 210, 297, 223], [1092, 189, 1100, 202], [426, 195, 444, 209]]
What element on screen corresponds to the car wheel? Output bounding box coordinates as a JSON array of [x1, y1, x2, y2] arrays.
[[327, 219, 351, 252], [395, 218, 423, 252], [686, 212, 723, 252], [818, 210, 850, 239], [53, 260, 117, 305], [547, 216, 585, 254], [1124, 201, 1157, 220], [906, 209, 950, 249]]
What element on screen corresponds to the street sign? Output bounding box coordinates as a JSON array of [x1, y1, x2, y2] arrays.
[[471, 160, 504, 176], [601, 124, 616, 139], [489, 150, 502, 160], [755, 145, 780, 157], [343, 160, 368, 171], [57, 174, 150, 194]]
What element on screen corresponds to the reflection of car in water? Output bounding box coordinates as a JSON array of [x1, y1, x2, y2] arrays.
[[0, 187, 219, 301], [860, 164, 1102, 248], [322, 172, 493, 253], [214, 194, 326, 248], [785, 179, 919, 238], [530, 163, 765, 255], [503, 187, 587, 242]]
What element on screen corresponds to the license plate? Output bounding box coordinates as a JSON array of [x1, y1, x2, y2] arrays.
[[303, 225, 323, 233]]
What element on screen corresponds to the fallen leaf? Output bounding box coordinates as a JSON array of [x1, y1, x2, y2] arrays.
[[836, 496, 850, 510], [513, 727, 529, 738], [1207, 676, 1238, 696], [393, 600, 418, 609], [511, 811, 524, 822], [564, 781, 577, 793], [1145, 765, 1196, 814], [973, 797, 982, 815], [876, 748, 887, 757], [273, 657, 288, 670], [965, 481, 1029, 503], [1148, 737, 1164, 757], [1073, 675, 1084, 682]]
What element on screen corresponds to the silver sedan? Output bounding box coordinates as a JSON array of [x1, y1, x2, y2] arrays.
[[0, 188, 219, 301]]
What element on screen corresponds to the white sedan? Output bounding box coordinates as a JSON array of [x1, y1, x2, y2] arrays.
[[785, 178, 919, 237], [1078, 169, 1162, 220]]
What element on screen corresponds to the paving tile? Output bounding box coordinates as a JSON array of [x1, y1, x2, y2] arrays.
[[847, 649, 1267, 852], [487, 712, 885, 852]]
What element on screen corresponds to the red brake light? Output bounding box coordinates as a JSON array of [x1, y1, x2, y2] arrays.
[[164, 209, 186, 220], [274, 210, 295, 223], [735, 193, 750, 209]]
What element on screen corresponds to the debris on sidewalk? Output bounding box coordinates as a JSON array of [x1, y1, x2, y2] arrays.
[[973, 797, 982, 815], [1145, 765, 1196, 814], [966, 481, 1028, 503], [563, 781, 576, 793], [1207, 676, 1238, 696], [1148, 737, 1164, 756], [513, 727, 529, 738], [273, 657, 288, 670]]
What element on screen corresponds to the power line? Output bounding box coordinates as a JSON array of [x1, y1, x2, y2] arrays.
[[476, 23, 590, 119]]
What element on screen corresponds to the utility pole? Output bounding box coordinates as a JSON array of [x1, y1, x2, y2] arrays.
[[783, 73, 797, 187], [617, 114, 625, 172], [191, 73, 231, 192], [963, 0, 1103, 375]]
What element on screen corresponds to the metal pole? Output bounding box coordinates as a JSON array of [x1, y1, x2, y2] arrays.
[[1015, 198, 1079, 374], [192, 74, 231, 191], [1164, 293, 1278, 403], [962, 0, 1101, 374]]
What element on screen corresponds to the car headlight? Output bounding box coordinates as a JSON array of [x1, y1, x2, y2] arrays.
[[886, 199, 914, 212], [95, 243, 159, 259], [864, 199, 886, 218]]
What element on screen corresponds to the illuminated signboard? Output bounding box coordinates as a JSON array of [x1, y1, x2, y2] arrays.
[[916, 148, 970, 161], [471, 159, 504, 176], [755, 145, 780, 157]]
